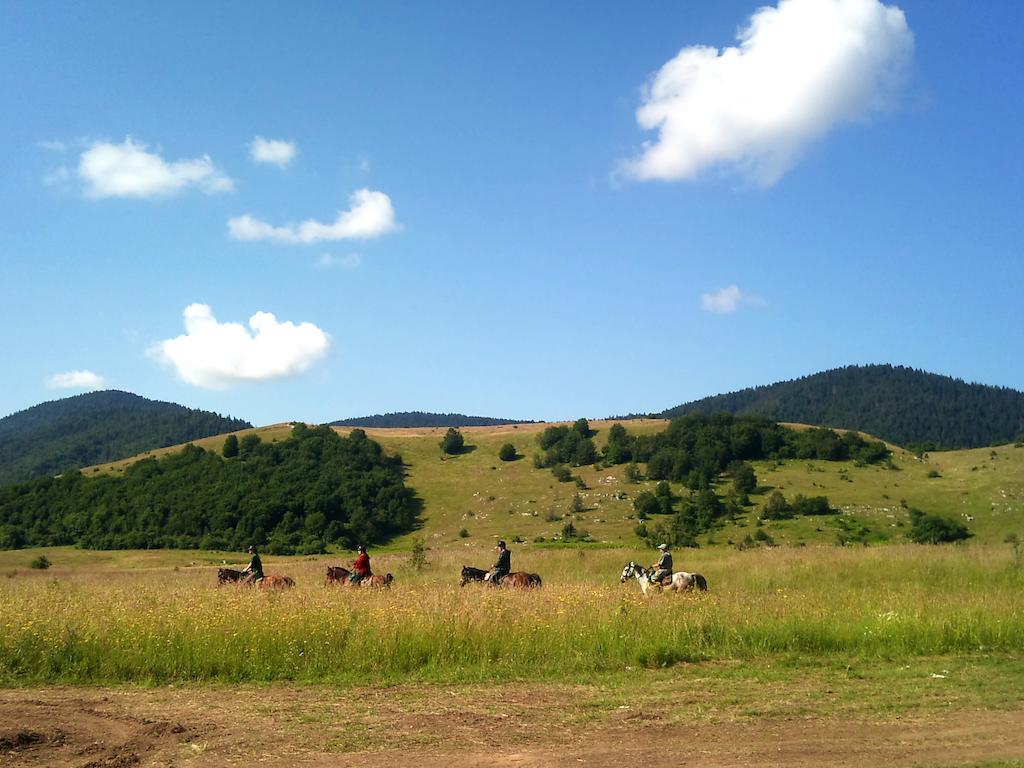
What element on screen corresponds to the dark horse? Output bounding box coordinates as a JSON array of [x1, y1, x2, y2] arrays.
[[460, 565, 542, 588], [326, 565, 393, 588], [217, 567, 245, 585]]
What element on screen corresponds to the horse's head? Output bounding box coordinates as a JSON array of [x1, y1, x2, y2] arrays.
[[620, 562, 636, 583]]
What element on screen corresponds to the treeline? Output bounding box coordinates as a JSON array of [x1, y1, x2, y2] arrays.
[[0, 424, 419, 553], [0, 390, 251, 485], [655, 364, 1024, 450], [538, 413, 888, 489], [557, 413, 887, 548], [330, 411, 529, 428]]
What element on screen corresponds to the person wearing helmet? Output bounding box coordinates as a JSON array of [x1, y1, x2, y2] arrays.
[[350, 545, 372, 585], [650, 543, 672, 586], [241, 544, 264, 585], [487, 540, 511, 586]]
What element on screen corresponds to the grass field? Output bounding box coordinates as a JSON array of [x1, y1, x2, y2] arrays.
[[2, 542, 1022, 686]]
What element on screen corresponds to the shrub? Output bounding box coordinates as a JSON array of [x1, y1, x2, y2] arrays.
[[440, 428, 465, 456], [907, 508, 971, 544], [458, 528, 470, 538], [761, 491, 792, 520], [927, 469, 941, 478], [409, 538, 428, 571], [222, 434, 239, 458], [498, 443, 517, 461], [30, 555, 51, 570], [790, 494, 835, 516], [551, 465, 573, 483]]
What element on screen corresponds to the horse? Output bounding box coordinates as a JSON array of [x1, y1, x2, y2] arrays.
[[460, 565, 542, 588], [326, 565, 393, 587], [217, 567, 245, 585], [259, 574, 295, 589], [620, 561, 707, 596], [325, 565, 351, 585]]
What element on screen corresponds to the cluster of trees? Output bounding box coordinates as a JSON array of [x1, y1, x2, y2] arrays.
[[0, 424, 419, 553], [607, 413, 889, 490], [533, 419, 598, 468], [907, 508, 972, 544], [656, 364, 1024, 449], [760, 490, 834, 520], [0, 390, 251, 485]]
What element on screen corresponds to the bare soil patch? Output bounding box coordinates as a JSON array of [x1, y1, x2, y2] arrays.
[[2, 683, 1023, 768]]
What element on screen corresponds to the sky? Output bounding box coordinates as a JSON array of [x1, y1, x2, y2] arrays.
[[2, 0, 1022, 426]]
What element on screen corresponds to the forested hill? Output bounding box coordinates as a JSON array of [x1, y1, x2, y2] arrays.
[[330, 411, 529, 428], [0, 424, 418, 551], [0, 390, 251, 485], [659, 365, 1024, 450]]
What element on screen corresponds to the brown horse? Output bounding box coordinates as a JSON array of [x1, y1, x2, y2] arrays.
[[325, 565, 350, 585], [460, 565, 541, 588], [326, 565, 393, 587], [258, 574, 295, 589]]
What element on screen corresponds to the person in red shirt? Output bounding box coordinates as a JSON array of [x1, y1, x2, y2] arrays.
[[350, 545, 372, 585]]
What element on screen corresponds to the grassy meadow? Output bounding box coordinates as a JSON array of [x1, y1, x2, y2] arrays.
[[2, 542, 1022, 685]]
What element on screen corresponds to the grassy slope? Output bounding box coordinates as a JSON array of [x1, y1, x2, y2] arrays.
[[80, 420, 1024, 550]]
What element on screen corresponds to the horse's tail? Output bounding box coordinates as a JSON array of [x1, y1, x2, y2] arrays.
[[694, 573, 708, 591], [285, 576, 296, 588], [530, 573, 542, 587], [384, 573, 393, 586]]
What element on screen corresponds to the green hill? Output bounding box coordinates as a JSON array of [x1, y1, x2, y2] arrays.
[[659, 365, 1024, 449], [0, 390, 251, 485]]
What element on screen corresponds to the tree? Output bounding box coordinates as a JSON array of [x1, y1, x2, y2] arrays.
[[907, 508, 971, 544], [440, 428, 464, 455], [222, 434, 239, 458], [498, 443, 517, 461], [239, 433, 261, 459], [731, 462, 757, 494], [762, 491, 792, 520]]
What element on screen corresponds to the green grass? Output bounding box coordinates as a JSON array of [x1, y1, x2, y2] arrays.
[[2, 543, 1022, 685]]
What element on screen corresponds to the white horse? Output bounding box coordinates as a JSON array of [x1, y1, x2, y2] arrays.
[[619, 561, 708, 596]]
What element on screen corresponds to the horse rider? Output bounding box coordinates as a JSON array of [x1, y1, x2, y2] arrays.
[[650, 543, 672, 586], [349, 545, 372, 585], [487, 540, 511, 585], [241, 544, 264, 584]]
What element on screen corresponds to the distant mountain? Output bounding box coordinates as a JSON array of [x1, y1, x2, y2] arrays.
[[330, 411, 531, 429], [659, 365, 1024, 449], [0, 390, 251, 484]]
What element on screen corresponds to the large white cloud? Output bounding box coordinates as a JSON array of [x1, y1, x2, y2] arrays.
[[45, 370, 108, 390], [623, 0, 914, 185], [149, 304, 330, 389], [249, 136, 297, 168], [78, 137, 234, 198], [228, 188, 399, 244]]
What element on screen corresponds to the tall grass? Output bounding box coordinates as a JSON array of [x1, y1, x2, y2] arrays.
[[2, 545, 1021, 684]]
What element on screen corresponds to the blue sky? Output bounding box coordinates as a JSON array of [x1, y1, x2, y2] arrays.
[[2, 0, 1022, 426]]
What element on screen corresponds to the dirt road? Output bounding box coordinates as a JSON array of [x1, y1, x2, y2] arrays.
[[3, 683, 1023, 768]]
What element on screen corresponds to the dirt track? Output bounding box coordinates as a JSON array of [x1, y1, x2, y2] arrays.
[[3, 685, 1024, 768]]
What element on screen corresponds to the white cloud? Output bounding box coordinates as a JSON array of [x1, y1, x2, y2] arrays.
[[228, 188, 399, 244], [38, 139, 68, 152], [250, 136, 297, 168], [45, 370, 108, 390], [623, 0, 914, 186], [78, 137, 234, 198], [148, 303, 330, 389], [701, 285, 765, 314], [317, 253, 363, 269]]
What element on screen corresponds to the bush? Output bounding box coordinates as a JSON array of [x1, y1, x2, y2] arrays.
[[907, 508, 971, 544], [222, 434, 239, 458], [761, 491, 792, 520], [30, 555, 51, 570], [458, 528, 470, 538], [790, 494, 835, 516], [440, 428, 465, 456], [498, 443, 517, 461], [927, 469, 941, 478], [551, 465, 573, 483], [409, 538, 428, 571]]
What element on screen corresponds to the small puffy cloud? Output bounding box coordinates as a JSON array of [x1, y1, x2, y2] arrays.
[[45, 370, 108, 390], [250, 136, 297, 168], [78, 137, 234, 198], [38, 139, 68, 152], [701, 285, 765, 314], [148, 303, 330, 389], [317, 253, 363, 269], [623, 0, 914, 185], [228, 188, 399, 244]]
